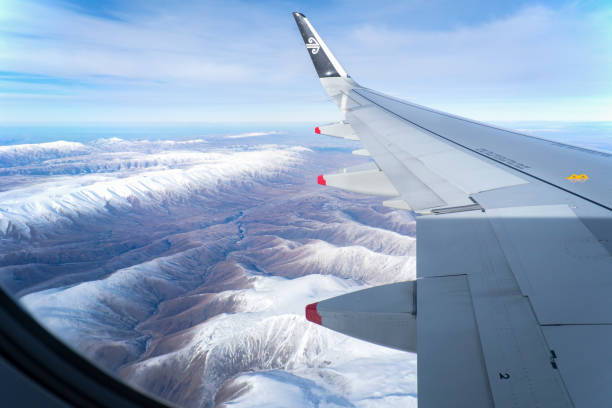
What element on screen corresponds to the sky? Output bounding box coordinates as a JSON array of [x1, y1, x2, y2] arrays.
[[0, 0, 611, 124]]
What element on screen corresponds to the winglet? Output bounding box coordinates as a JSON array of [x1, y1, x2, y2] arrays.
[[293, 12, 348, 78]]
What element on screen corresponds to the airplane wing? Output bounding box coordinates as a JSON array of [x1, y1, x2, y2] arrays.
[[293, 12, 612, 407]]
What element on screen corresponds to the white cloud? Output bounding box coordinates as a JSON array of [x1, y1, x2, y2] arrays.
[[340, 5, 612, 120], [0, 1, 257, 82], [225, 131, 283, 139], [0, 1, 610, 122]]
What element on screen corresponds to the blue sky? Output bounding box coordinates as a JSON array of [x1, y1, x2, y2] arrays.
[[1, 0, 610, 123]]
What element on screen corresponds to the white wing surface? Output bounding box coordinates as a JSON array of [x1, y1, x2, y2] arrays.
[[293, 12, 612, 408]]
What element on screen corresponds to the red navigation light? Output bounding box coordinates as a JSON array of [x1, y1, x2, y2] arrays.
[[317, 174, 326, 185], [314, 126, 321, 134], [305, 302, 322, 325]]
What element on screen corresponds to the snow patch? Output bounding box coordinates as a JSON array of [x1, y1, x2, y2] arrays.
[[238, 237, 415, 285], [225, 371, 355, 408]]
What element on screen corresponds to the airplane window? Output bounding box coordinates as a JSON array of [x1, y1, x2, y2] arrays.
[[2, 2, 610, 407]]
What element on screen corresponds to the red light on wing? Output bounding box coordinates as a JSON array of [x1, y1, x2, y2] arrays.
[[305, 302, 322, 325], [317, 174, 326, 185], [314, 126, 321, 134]]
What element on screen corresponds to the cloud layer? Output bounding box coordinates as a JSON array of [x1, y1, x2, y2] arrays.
[[1, 1, 610, 122]]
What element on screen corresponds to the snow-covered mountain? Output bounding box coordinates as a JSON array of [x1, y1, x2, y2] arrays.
[[0, 146, 306, 238], [0, 134, 417, 407], [121, 274, 417, 408], [0, 140, 89, 166]]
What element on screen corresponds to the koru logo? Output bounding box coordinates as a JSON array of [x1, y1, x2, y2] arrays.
[[306, 37, 320, 54]]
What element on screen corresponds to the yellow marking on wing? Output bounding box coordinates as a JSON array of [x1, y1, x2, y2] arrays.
[[565, 174, 589, 182]]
